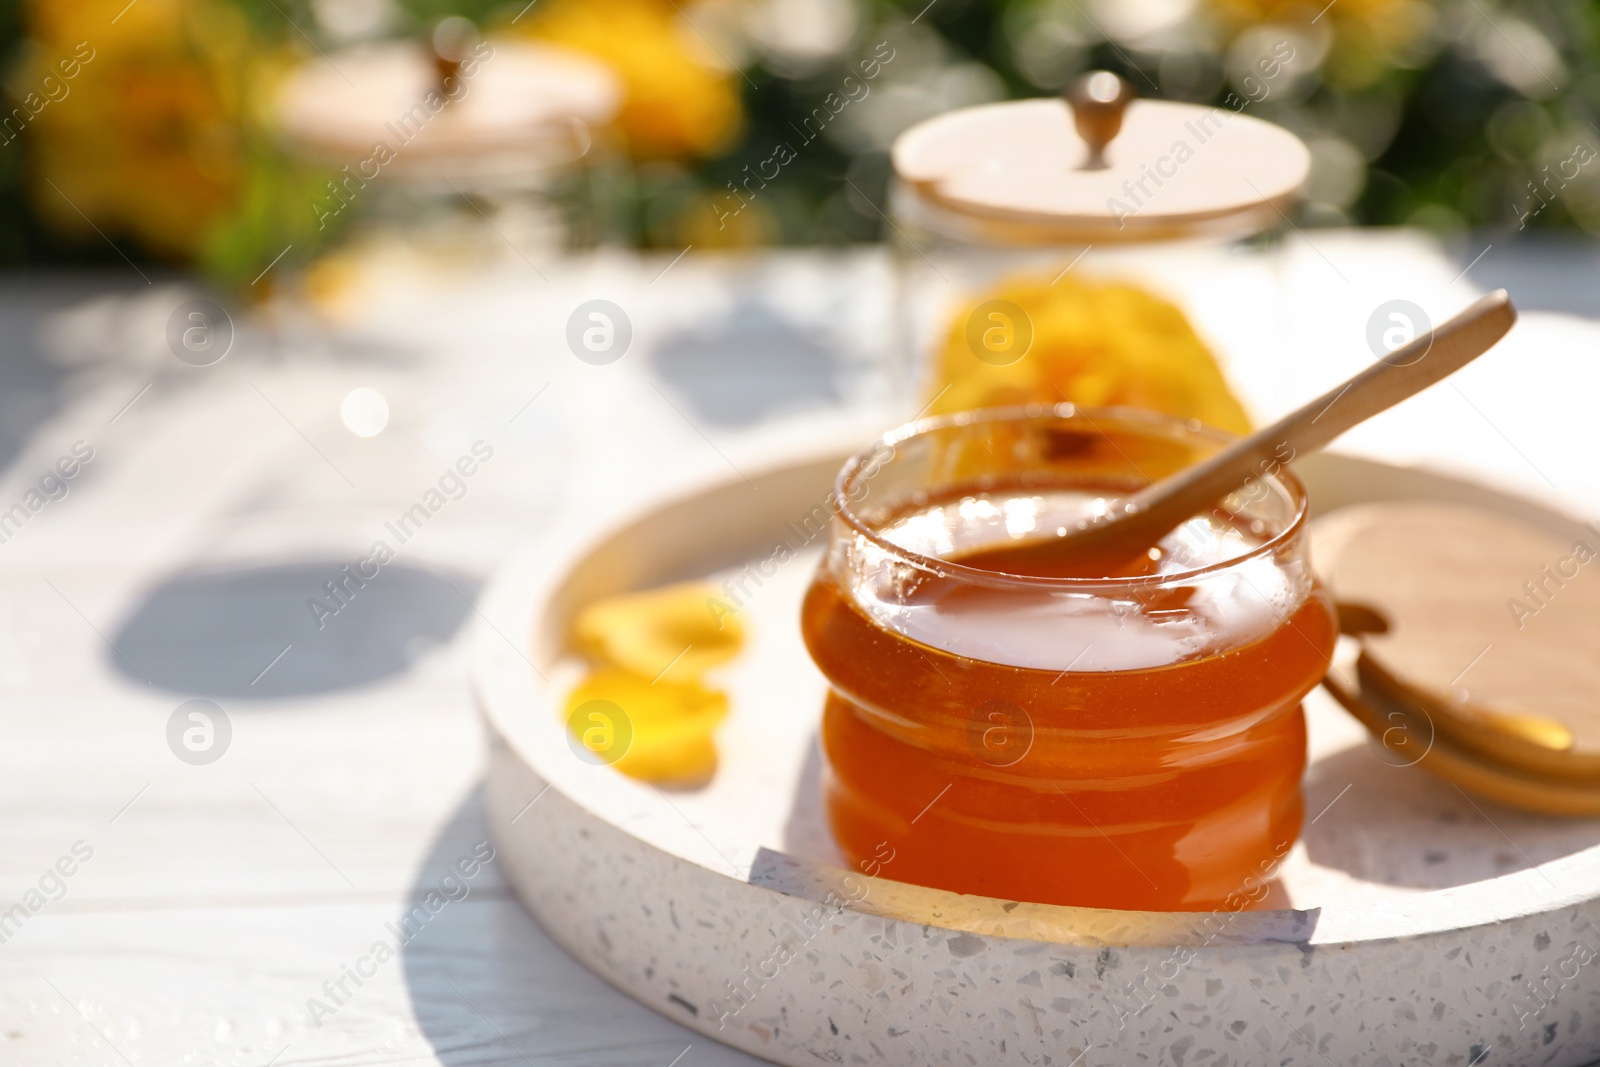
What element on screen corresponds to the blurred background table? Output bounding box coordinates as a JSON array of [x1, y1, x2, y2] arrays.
[[2, 231, 1599, 1067]]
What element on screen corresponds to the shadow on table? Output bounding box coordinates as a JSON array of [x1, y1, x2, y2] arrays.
[[107, 560, 477, 699], [651, 299, 850, 428], [1300, 738, 1600, 890], [400, 788, 747, 1067]]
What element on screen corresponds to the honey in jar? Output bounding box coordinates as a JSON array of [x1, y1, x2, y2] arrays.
[[801, 407, 1336, 911]]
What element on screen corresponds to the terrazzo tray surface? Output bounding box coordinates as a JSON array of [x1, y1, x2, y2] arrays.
[[472, 446, 1600, 1067]]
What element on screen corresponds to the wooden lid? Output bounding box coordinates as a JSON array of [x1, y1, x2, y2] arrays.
[[1314, 501, 1600, 787], [891, 76, 1310, 245], [1322, 648, 1600, 817], [275, 37, 620, 178]]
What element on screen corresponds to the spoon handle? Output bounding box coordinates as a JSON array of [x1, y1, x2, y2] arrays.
[[1081, 290, 1518, 555]]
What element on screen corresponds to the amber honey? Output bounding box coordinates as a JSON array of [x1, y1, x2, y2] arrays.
[[800, 409, 1337, 911]]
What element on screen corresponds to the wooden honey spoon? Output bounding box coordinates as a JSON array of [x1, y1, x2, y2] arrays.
[[1016, 289, 1518, 571]]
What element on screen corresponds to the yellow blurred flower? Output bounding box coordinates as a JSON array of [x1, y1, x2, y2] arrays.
[[1209, 0, 1409, 21], [20, 0, 252, 260], [673, 188, 777, 248], [929, 273, 1253, 436], [1207, 0, 1437, 87], [519, 0, 743, 160]]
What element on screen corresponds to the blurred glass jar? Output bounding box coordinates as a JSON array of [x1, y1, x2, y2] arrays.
[[274, 18, 623, 265], [887, 72, 1311, 435]]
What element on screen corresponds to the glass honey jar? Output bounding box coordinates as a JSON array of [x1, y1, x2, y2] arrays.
[[801, 407, 1338, 911], [274, 19, 622, 265]]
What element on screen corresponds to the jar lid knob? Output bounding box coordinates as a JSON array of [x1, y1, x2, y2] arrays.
[[1064, 70, 1135, 170], [430, 16, 477, 93]]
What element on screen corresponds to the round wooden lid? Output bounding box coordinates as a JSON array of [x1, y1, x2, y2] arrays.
[[274, 38, 620, 177], [1314, 501, 1600, 782], [891, 90, 1310, 245], [1322, 648, 1600, 816]]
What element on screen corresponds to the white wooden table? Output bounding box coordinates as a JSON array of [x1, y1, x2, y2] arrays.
[[2, 231, 1597, 1067]]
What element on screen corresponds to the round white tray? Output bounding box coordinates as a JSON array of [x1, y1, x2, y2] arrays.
[[473, 446, 1600, 1066]]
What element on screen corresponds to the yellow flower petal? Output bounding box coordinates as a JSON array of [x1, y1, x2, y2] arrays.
[[573, 580, 744, 684], [565, 668, 729, 784]]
